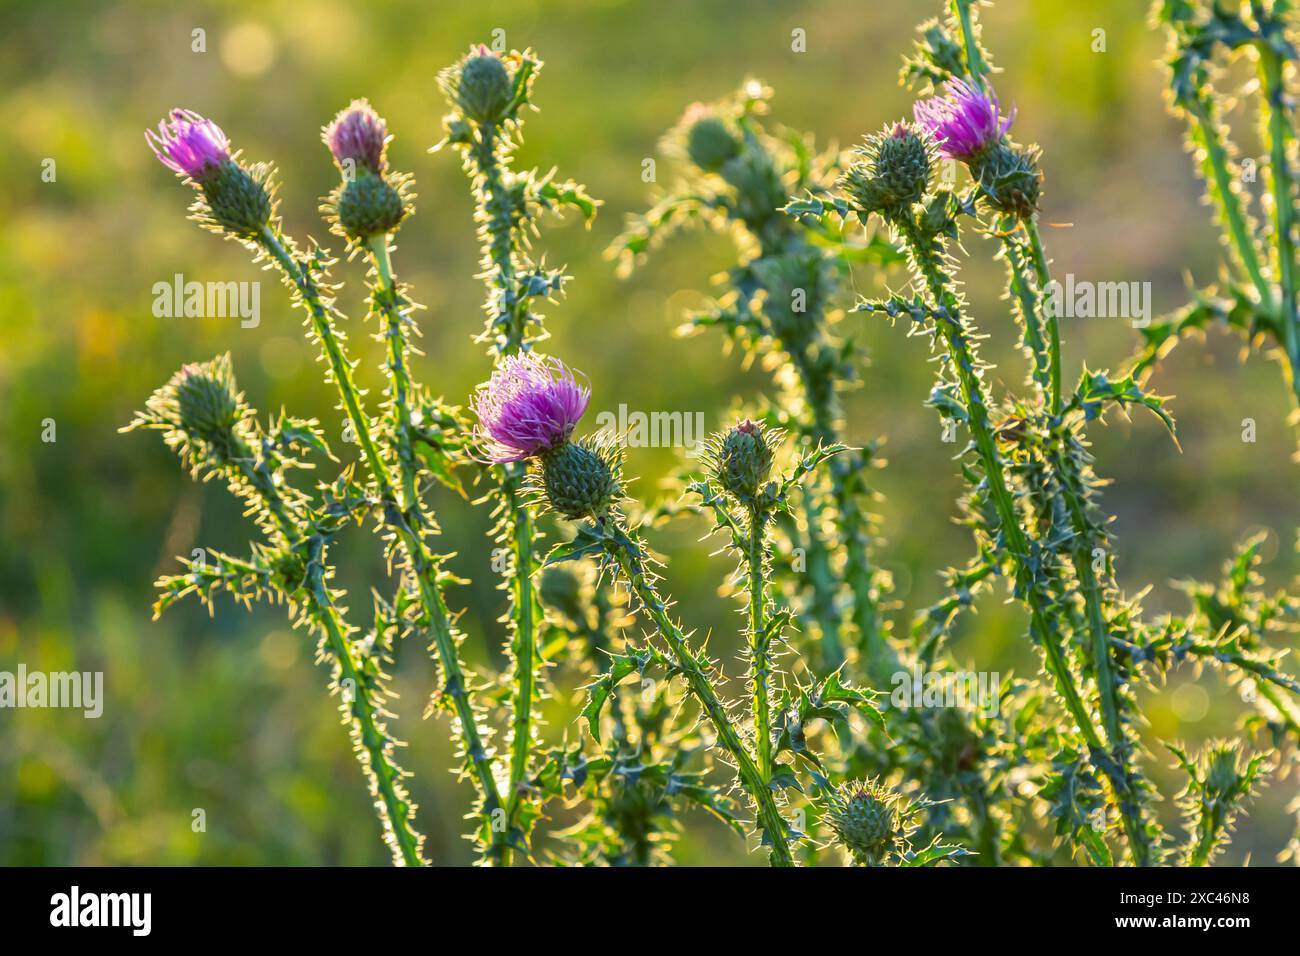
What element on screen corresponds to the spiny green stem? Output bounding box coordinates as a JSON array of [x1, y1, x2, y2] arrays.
[[458, 114, 545, 859], [1022, 211, 1157, 863], [260, 227, 508, 860], [502, 468, 539, 830], [231, 441, 426, 867], [894, 213, 1151, 863], [952, 0, 991, 87], [746, 503, 774, 778], [604, 525, 794, 866], [1258, 46, 1300, 405], [1187, 95, 1275, 308], [1001, 227, 1052, 404]]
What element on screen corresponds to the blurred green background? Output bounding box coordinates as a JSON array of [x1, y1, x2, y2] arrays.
[[2, 0, 1297, 865]]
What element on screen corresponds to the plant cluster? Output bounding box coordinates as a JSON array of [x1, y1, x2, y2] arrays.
[[128, 1, 1300, 866]]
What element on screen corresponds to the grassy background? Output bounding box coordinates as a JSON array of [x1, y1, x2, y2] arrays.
[[1, 0, 1296, 865]]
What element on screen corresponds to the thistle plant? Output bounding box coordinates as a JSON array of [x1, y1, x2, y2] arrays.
[[124, 4, 1299, 868], [611, 85, 894, 675], [778, 0, 1300, 867], [436, 47, 599, 858], [1136, 0, 1300, 425], [134, 102, 516, 864]]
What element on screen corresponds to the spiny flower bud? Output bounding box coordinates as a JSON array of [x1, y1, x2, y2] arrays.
[[541, 439, 621, 520], [147, 353, 247, 463], [840, 122, 932, 218], [199, 160, 273, 238], [334, 169, 406, 242], [683, 105, 740, 171], [147, 109, 272, 238], [324, 99, 388, 175], [823, 778, 902, 865], [1203, 743, 1248, 801], [714, 419, 775, 500], [968, 143, 1042, 219], [455, 47, 514, 124]]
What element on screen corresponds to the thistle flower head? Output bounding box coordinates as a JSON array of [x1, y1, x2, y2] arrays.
[[472, 353, 590, 463], [133, 353, 248, 467], [682, 103, 741, 172], [839, 121, 933, 219], [146, 109, 230, 181], [912, 78, 1013, 161], [822, 777, 911, 865], [540, 436, 622, 521], [450, 45, 515, 124], [323, 99, 388, 175], [713, 418, 776, 501], [147, 109, 272, 238]]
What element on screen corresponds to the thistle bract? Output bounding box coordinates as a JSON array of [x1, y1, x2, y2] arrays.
[[324, 99, 388, 175], [969, 143, 1041, 219], [334, 169, 406, 241], [541, 439, 621, 520], [142, 353, 246, 465], [146, 109, 230, 181], [684, 107, 740, 171], [200, 160, 273, 237], [455, 47, 514, 124], [715, 419, 775, 500], [912, 78, 1012, 161], [824, 778, 902, 865], [840, 121, 933, 218], [472, 353, 590, 462]]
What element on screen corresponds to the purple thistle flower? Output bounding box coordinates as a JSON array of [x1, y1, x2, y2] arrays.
[[472, 353, 591, 463], [324, 99, 388, 175], [912, 79, 1013, 161], [146, 109, 230, 180]]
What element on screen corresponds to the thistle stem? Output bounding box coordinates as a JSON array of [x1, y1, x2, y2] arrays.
[[603, 523, 794, 866], [1187, 95, 1274, 309], [746, 503, 774, 779], [459, 115, 545, 860], [259, 227, 508, 861], [1258, 47, 1300, 405], [1024, 222, 1063, 417], [231, 441, 426, 867], [893, 213, 1151, 862], [1025, 216, 1155, 863]]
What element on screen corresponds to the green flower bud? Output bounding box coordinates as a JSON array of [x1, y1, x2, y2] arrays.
[[333, 169, 406, 243], [969, 143, 1041, 219], [824, 779, 902, 865], [714, 419, 775, 500], [167, 353, 245, 461], [457, 50, 514, 124], [840, 122, 933, 219], [541, 439, 621, 520], [201, 159, 272, 238], [686, 114, 740, 171], [1203, 744, 1245, 800]]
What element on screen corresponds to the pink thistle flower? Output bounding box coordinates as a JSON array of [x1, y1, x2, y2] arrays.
[[472, 354, 591, 463], [912, 79, 1013, 161], [146, 109, 230, 180], [323, 99, 388, 175]]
